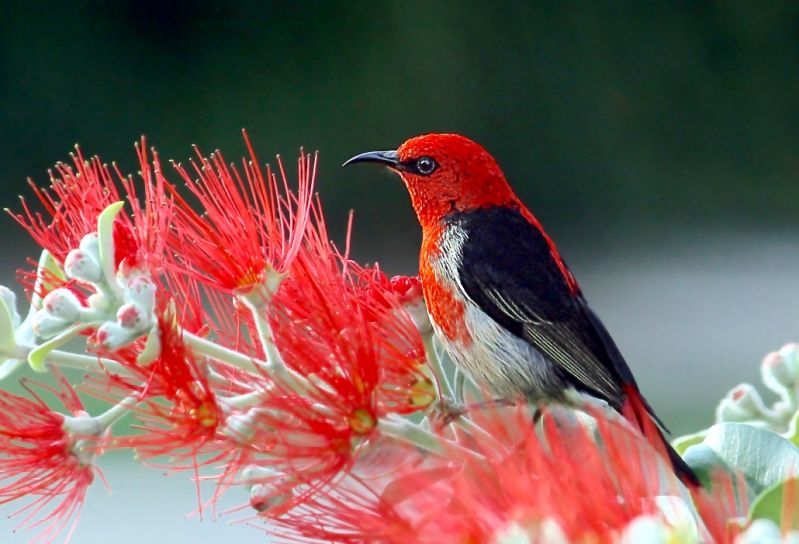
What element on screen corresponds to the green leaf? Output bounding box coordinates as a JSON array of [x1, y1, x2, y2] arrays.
[[672, 430, 708, 456], [749, 477, 799, 530], [31, 250, 66, 308], [684, 422, 799, 502], [0, 292, 17, 356], [27, 323, 85, 373], [787, 410, 799, 448], [97, 201, 125, 297]]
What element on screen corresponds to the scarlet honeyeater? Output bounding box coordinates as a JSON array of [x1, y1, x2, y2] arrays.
[[345, 133, 699, 487]]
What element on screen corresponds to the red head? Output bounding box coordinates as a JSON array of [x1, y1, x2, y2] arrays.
[[345, 134, 520, 227]]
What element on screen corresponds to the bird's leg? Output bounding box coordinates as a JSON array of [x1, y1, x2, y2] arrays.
[[433, 397, 517, 427], [430, 397, 468, 428], [532, 406, 544, 426]]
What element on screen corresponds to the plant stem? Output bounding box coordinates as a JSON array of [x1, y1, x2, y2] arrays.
[[422, 332, 453, 402], [45, 349, 131, 375], [182, 330, 262, 374], [378, 414, 481, 459], [95, 395, 138, 428], [238, 292, 308, 394], [454, 369, 466, 404], [63, 395, 137, 435]]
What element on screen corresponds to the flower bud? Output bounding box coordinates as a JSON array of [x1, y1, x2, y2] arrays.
[[94, 321, 137, 351], [223, 411, 256, 444], [537, 519, 570, 544], [389, 275, 423, 303], [79, 232, 100, 256], [87, 293, 109, 312], [761, 344, 798, 393], [735, 519, 782, 544], [250, 483, 294, 514], [42, 288, 82, 323], [387, 276, 431, 333], [64, 248, 102, 283], [32, 311, 71, 339], [116, 302, 151, 332], [619, 515, 670, 544], [716, 384, 767, 422], [122, 274, 156, 313], [653, 495, 699, 542], [493, 519, 569, 544], [246, 469, 295, 514], [492, 521, 534, 544], [403, 301, 432, 335]]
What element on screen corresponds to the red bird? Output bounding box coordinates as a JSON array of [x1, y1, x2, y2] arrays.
[[344, 133, 698, 487]]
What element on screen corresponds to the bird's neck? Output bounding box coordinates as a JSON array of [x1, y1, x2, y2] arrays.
[[408, 176, 520, 230]]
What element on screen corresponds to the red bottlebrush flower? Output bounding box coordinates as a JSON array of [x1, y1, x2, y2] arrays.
[[168, 131, 316, 294], [233, 240, 431, 510], [0, 375, 98, 543], [271, 244, 431, 419], [9, 139, 173, 274], [110, 141, 176, 273], [10, 147, 127, 264], [15, 260, 91, 309], [110, 309, 224, 465], [349, 267, 434, 412]]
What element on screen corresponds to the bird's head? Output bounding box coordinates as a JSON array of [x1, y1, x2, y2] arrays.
[[344, 133, 518, 227]]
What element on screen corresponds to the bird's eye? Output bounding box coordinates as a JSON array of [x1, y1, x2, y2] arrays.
[[415, 156, 438, 176]]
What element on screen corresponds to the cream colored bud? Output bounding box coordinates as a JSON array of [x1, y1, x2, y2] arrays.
[[65, 248, 102, 283], [32, 311, 71, 339], [95, 321, 137, 351], [716, 384, 767, 422], [42, 288, 82, 323], [116, 302, 151, 333]]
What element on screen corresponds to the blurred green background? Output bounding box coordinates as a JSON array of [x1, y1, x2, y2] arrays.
[[2, 1, 799, 542]]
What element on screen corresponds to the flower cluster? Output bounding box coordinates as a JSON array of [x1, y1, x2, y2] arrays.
[[0, 134, 796, 544], [0, 374, 99, 543]]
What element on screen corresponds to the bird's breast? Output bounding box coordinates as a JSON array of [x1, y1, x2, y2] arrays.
[[420, 223, 565, 399], [420, 226, 472, 347]]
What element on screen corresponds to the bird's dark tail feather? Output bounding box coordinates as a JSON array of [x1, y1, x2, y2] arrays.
[[664, 436, 701, 488], [623, 385, 701, 489]]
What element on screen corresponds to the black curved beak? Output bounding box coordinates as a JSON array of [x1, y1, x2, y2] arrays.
[[342, 150, 400, 169]]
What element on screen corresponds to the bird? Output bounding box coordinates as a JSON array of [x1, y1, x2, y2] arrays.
[[344, 133, 699, 487]]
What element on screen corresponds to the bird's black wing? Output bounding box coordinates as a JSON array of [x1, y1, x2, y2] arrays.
[[450, 206, 637, 409]]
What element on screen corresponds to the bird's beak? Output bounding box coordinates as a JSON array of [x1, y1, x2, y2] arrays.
[[342, 150, 400, 169]]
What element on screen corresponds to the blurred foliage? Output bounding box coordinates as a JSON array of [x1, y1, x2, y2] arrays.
[[2, 0, 799, 268]]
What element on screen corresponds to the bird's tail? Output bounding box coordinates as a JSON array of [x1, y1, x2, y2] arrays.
[[663, 435, 701, 488], [623, 385, 701, 489]]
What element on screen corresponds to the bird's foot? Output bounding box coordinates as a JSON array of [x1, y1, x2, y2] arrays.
[[430, 398, 468, 427], [432, 397, 516, 427]]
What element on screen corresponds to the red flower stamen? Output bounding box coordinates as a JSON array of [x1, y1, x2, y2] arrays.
[[168, 131, 316, 293], [0, 374, 98, 543]]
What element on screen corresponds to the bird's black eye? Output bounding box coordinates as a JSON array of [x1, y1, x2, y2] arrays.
[[415, 156, 438, 176]]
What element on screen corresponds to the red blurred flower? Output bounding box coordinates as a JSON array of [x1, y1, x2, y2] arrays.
[[262, 404, 693, 543], [0, 374, 98, 543], [430, 410, 666, 542], [168, 132, 316, 294]]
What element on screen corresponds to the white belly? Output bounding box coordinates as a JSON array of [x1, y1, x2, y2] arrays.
[[427, 226, 567, 399], [431, 297, 567, 399]]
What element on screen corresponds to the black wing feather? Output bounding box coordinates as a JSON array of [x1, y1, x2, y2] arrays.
[[450, 206, 636, 410]]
